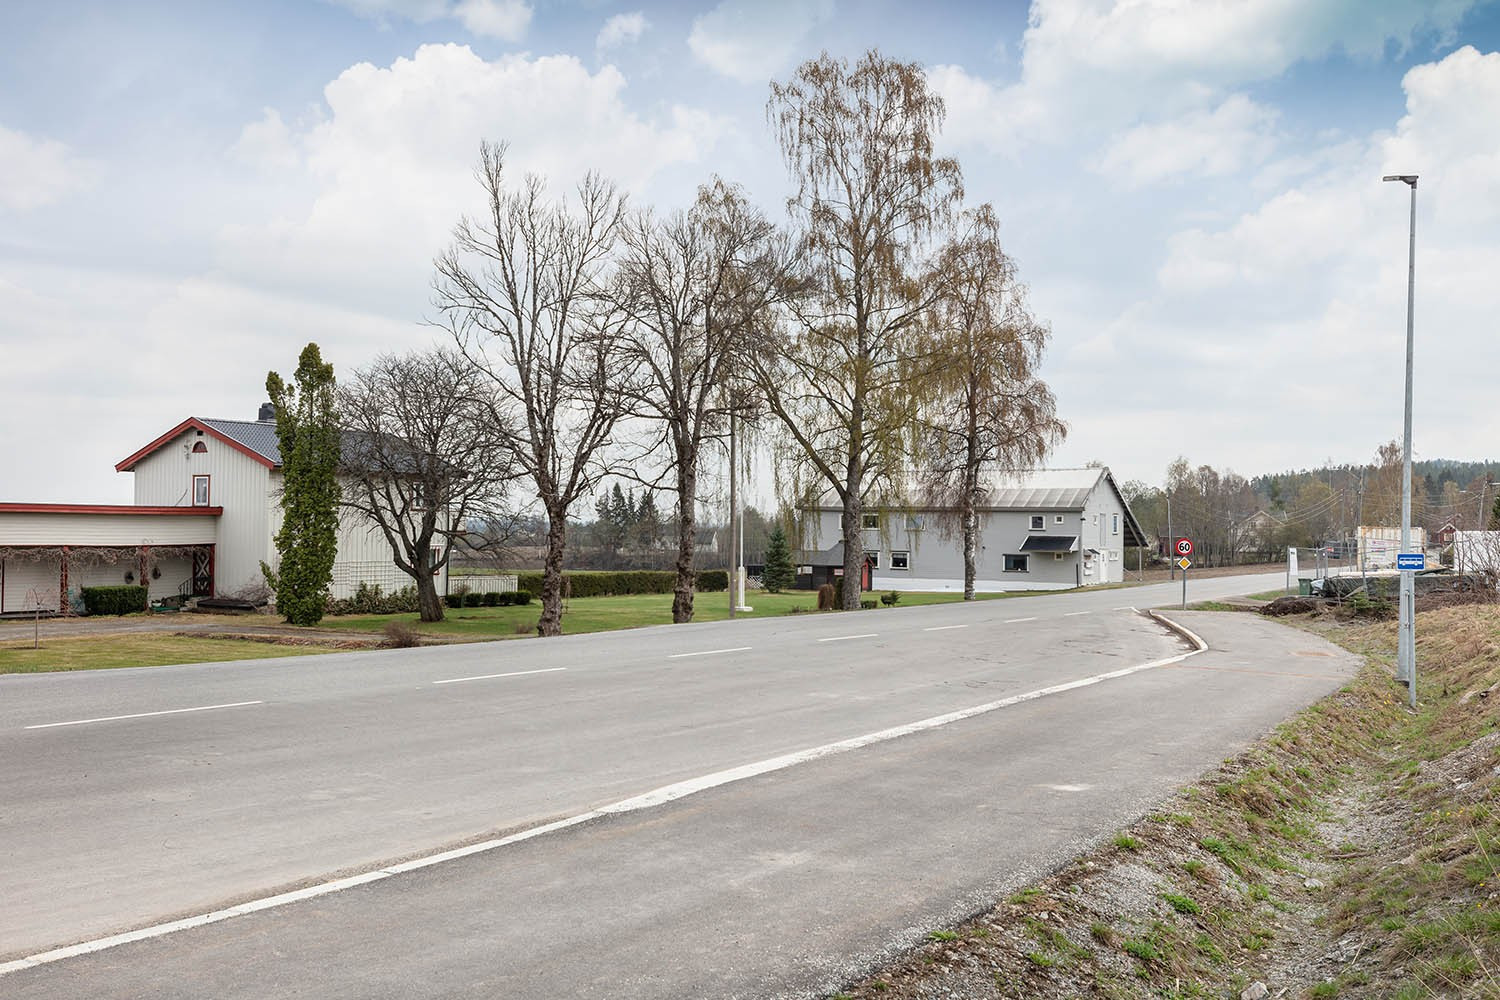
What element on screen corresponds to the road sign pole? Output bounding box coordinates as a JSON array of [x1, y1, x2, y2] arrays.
[[1181, 563, 1187, 610]]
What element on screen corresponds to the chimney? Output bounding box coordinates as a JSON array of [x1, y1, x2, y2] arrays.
[[258, 402, 276, 422]]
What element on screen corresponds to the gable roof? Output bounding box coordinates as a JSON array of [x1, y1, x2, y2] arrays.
[[115, 417, 280, 472]]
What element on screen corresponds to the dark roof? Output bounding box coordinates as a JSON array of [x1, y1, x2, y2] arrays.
[[201, 418, 284, 465], [1019, 534, 1079, 553]]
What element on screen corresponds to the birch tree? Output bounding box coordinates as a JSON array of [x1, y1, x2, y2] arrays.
[[758, 50, 962, 609], [615, 178, 787, 622], [922, 205, 1065, 599], [434, 142, 630, 636]]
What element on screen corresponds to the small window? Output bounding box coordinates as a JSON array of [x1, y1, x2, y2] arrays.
[[904, 514, 925, 531], [1053, 552, 1065, 561], [191, 441, 208, 454], [1055, 515, 1064, 524], [867, 550, 880, 569], [1004, 554, 1029, 572], [1112, 514, 1120, 535], [192, 475, 210, 506], [429, 547, 443, 575], [1030, 515, 1044, 530], [891, 551, 909, 570], [862, 513, 879, 530]]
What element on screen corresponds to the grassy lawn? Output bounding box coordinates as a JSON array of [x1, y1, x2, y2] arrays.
[[324, 587, 1026, 638], [1248, 588, 1291, 601], [0, 635, 333, 674]]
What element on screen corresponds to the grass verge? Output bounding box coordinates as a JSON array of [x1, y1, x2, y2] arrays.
[[0, 634, 335, 673], [829, 603, 1500, 999]]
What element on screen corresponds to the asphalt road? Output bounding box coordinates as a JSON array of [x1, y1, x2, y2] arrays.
[[0, 572, 1358, 997]]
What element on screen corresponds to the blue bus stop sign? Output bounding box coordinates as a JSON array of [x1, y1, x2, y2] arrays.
[[1397, 552, 1426, 571]]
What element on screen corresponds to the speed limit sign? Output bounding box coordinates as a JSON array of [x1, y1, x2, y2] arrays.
[[1175, 537, 1194, 557]]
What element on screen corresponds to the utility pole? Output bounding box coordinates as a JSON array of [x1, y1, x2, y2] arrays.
[[1166, 493, 1174, 581], [1383, 172, 1418, 709], [728, 409, 738, 620]]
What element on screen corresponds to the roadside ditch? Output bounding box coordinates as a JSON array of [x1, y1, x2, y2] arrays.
[[828, 603, 1500, 999]]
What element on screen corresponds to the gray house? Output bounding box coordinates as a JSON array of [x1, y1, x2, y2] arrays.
[[796, 468, 1147, 593]]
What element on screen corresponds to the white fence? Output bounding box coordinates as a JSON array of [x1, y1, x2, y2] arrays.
[[448, 574, 518, 594]]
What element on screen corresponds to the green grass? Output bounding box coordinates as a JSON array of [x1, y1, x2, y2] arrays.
[[926, 930, 959, 942], [1113, 833, 1141, 851], [1162, 892, 1201, 915], [323, 587, 1025, 639], [0, 635, 331, 673]]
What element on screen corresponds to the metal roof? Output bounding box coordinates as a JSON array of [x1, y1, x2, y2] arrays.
[[201, 418, 283, 466], [1019, 534, 1079, 553]]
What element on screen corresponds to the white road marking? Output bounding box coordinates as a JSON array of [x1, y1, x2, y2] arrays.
[[432, 667, 567, 686], [24, 701, 263, 731], [1005, 617, 1038, 624], [668, 646, 752, 659], [0, 620, 1210, 978], [817, 633, 878, 643], [1114, 606, 1137, 611], [1039, 783, 1092, 792], [1064, 611, 1091, 617], [922, 625, 967, 632]]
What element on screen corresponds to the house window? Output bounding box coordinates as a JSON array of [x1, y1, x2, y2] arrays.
[[1004, 554, 1029, 572], [192, 475, 210, 506], [1030, 515, 1044, 530], [1055, 515, 1064, 524], [904, 514, 925, 531], [1112, 514, 1120, 535], [191, 441, 207, 454], [891, 551, 909, 570], [861, 513, 879, 530], [867, 550, 880, 569], [429, 547, 443, 575]]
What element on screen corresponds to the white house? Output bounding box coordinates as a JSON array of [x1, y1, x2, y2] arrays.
[[795, 467, 1147, 593], [0, 411, 447, 615]]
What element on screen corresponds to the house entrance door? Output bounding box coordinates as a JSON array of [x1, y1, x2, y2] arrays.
[[191, 549, 213, 597]]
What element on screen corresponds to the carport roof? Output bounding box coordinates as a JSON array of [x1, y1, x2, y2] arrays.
[[1019, 534, 1079, 553]]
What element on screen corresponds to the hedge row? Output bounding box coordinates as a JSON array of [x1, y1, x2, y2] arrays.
[[516, 569, 729, 598], [444, 591, 533, 609], [82, 585, 148, 616]]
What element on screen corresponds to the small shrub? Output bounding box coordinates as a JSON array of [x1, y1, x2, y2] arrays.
[[880, 590, 901, 606], [483, 591, 500, 607], [382, 621, 422, 648], [817, 583, 837, 610], [81, 585, 148, 616], [927, 930, 959, 942], [860, 599, 878, 610], [1162, 892, 1201, 915], [1113, 833, 1141, 851], [1122, 937, 1159, 962], [510, 590, 532, 605], [443, 593, 463, 609]]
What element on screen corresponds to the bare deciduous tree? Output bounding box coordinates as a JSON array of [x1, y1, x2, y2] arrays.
[[616, 178, 787, 622], [338, 349, 513, 623], [758, 50, 962, 609], [434, 141, 631, 636], [921, 205, 1065, 600]]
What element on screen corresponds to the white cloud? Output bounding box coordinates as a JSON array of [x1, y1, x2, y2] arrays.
[[1053, 44, 1500, 476], [219, 43, 727, 314], [1095, 95, 1280, 187], [933, 0, 1479, 154], [0, 124, 97, 212], [325, 0, 532, 41], [687, 0, 834, 84], [451, 0, 531, 41], [230, 109, 303, 172], [597, 11, 647, 52]]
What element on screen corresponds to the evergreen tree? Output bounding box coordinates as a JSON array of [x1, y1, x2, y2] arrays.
[[263, 343, 341, 625], [762, 524, 795, 593]]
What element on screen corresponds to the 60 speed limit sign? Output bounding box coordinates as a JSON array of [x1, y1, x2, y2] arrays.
[[1175, 537, 1194, 557]]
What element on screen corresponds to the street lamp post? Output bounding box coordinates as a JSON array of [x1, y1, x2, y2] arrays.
[[1384, 172, 1418, 710]]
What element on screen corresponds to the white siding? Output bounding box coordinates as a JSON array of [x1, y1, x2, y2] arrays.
[[133, 432, 272, 597], [1, 558, 58, 614], [0, 511, 218, 546]]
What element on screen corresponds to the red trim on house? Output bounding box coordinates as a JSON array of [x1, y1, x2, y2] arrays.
[[0, 503, 224, 516], [114, 417, 277, 472]]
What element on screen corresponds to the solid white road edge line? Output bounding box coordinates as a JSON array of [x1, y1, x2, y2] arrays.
[[817, 633, 878, 642], [24, 701, 264, 731], [1005, 617, 1038, 624], [922, 625, 967, 632], [1064, 611, 1090, 617], [0, 633, 1209, 978], [668, 647, 753, 659], [431, 667, 567, 686]]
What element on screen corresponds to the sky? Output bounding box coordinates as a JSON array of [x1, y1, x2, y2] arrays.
[[2, 0, 1499, 505]]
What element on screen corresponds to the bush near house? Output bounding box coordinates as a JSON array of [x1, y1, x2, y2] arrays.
[[81, 585, 148, 616], [441, 590, 533, 609], [515, 570, 728, 599], [325, 583, 420, 617]]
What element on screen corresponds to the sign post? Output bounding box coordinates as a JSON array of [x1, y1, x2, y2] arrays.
[[1175, 538, 1193, 609], [1287, 546, 1298, 595]]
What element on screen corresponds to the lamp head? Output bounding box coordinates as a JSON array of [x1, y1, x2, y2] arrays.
[[1382, 174, 1418, 187]]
